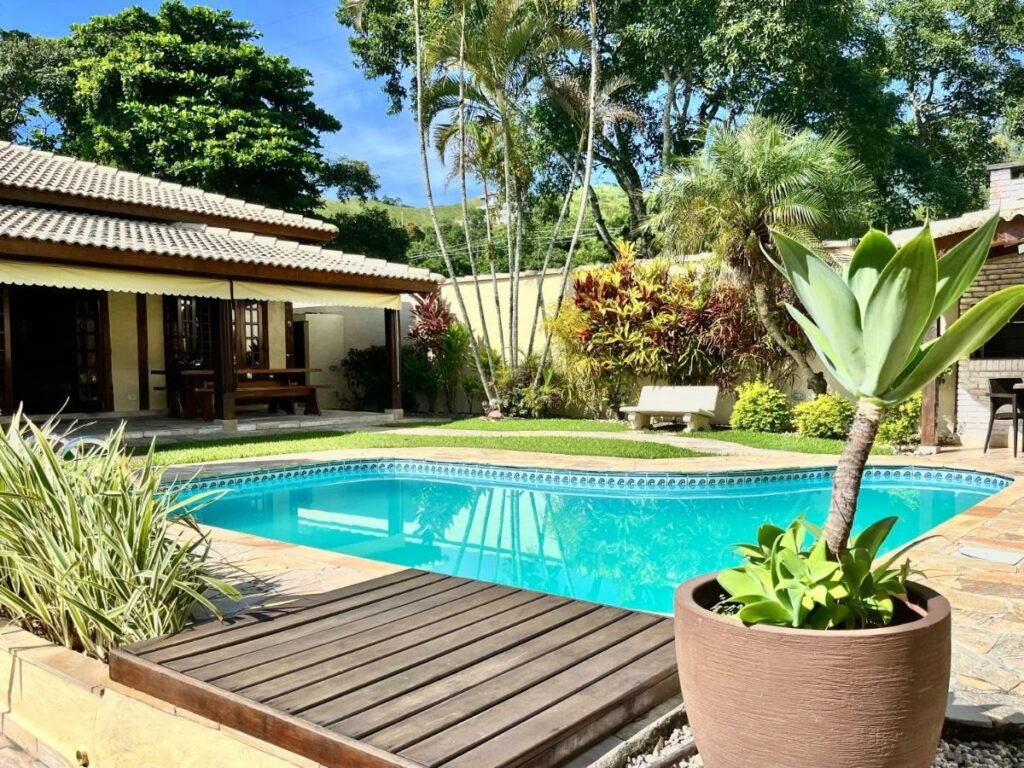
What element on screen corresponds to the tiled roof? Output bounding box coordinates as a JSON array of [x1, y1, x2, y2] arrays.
[[0, 141, 337, 238], [0, 203, 440, 284], [824, 207, 1024, 260]]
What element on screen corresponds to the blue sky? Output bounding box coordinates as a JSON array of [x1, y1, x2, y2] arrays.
[[0, 0, 470, 206]]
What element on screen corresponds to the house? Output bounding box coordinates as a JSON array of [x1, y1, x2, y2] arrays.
[[0, 142, 441, 423]]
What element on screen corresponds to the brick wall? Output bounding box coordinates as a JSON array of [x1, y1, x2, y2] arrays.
[[988, 166, 1024, 209], [957, 253, 1024, 445]]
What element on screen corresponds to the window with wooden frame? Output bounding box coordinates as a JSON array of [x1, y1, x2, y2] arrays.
[[164, 296, 215, 369], [234, 300, 268, 368]]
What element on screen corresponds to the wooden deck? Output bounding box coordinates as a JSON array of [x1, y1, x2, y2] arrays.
[[109, 570, 679, 768]]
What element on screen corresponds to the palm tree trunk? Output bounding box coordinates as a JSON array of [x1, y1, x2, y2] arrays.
[[526, 137, 583, 360], [498, 107, 518, 370], [412, 0, 495, 405], [455, 0, 496, 385], [534, 0, 600, 384], [482, 175, 506, 368], [750, 279, 825, 394], [824, 399, 881, 556], [587, 184, 616, 257], [661, 68, 677, 170]]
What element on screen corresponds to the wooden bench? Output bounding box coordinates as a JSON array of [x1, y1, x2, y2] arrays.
[[619, 385, 719, 431], [194, 379, 322, 420]]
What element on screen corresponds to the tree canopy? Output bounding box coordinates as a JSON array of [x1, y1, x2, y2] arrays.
[[17, 1, 376, 214], [339, 0, 1024, 230]]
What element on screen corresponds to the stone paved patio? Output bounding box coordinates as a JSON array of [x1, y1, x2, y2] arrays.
[[170, 430, 1024, 730]]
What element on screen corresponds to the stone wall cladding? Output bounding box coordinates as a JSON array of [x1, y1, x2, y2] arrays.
[[958, 253, 1024, 443]]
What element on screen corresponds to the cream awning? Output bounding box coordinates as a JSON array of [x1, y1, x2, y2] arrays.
[[0, 260, 402, 309], [0, 258, 232, 299], [230, 280, 401, 310]]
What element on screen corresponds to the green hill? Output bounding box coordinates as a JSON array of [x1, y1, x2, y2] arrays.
[[319, 184, 630, 232], [319, 198, 479, 229]]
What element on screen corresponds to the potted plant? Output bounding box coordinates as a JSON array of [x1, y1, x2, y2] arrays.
[[674, 214, 1024, 768]]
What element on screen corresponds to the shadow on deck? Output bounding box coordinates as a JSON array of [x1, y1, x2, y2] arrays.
[[109, 570, 679, 768]]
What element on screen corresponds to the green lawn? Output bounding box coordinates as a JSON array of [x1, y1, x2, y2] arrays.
[[442, 417, 628, 432], [151, 431, 707, 466], [675, 429, 892, 455]]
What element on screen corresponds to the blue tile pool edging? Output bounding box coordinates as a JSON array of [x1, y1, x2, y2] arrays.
[[174, 458, 1013, 495]]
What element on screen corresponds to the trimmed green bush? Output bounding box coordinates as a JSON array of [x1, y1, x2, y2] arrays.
[[878, 392, 923, 447], [793, 393, 856, 439], [0, 412, 238, 660], [730, 381, 792, 433]]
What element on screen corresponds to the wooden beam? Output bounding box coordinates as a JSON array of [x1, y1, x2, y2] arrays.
[[0, 186, 336, 244], [919, 319, 941, 449], [211, 300, 236, 421], [0, 238, 440, 295], [136, 294, 150, 411], [385, 308, 402, 411]]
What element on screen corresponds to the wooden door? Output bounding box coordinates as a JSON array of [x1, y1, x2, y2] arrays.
[[72, 292, 110, 412], [0, 286, 11, 414]]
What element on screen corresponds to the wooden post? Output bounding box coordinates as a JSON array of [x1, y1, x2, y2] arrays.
[[384, 308, 402, 412], [211, 299, 237, 421], [136, 294, 150, 411]]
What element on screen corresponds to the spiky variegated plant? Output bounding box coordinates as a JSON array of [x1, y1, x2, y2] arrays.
[[773, 213, 1024, 556]]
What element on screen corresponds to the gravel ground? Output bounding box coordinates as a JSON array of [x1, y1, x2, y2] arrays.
[[627, 730, 1024, 768]]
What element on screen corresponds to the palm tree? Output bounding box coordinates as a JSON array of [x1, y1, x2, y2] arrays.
[[424, 0, 587, 370], [651, 116, 872, 393]]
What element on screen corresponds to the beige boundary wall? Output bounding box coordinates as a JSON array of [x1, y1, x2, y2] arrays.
[[0, 623, 317, 768]]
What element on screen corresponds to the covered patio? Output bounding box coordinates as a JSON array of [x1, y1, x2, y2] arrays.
[[0, 141, 440, 425]]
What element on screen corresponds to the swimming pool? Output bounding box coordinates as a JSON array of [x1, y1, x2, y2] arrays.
[[183, 459, 1009, 614]]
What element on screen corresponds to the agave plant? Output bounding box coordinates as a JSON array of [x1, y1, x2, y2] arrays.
[[772, 213, 1024, 556]]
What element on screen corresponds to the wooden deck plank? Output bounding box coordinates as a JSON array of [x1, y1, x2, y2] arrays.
[[264, 591, 562, 713], [438, 646, 680, 768], [179, 577, 492, 679], [108, 647, 428, 768], [367, 613, 664, 755], [141, 570, 439, 663], [110, 570, 680, 768], [304, 601, 607, 730], [327, 606, 626, 737], [219, 584, 519, 697], [394, 622, 674, 766]]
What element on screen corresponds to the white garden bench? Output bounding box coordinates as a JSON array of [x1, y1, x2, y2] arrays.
[[619, 385, 720, 431]]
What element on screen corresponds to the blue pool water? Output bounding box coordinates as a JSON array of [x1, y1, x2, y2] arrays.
[[184, 461, 1008, 614]]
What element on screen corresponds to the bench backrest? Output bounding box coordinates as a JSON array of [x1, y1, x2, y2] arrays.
[[239, 378, 285, 389], [637, 385, 719, 412]]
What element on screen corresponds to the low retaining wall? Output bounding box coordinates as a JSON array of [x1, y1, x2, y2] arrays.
[[0, 623, 318, 768]]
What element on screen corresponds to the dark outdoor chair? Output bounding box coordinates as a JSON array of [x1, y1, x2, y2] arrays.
[[984, 377, 1024, 456]]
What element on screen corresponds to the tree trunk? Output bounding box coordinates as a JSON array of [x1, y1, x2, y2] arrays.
[[482, 175, 506, 372], [824, 399, 882, 557], [527, 141, 582, 360], [455, 0, 495, 385], [412, 0, 494, 405], [586, 184, 616, 257], [661, 69, 677, 170], [533, 0, 600, 384], [750, 279, 823, 394]]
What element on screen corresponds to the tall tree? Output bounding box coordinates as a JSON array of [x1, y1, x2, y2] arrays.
[[38, 1, 373, 214], [651, 117, 872, 394], [0, 30, 63, 142]]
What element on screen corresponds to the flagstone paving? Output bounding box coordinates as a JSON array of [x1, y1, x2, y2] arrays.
[[174, 435, 1024, 729]]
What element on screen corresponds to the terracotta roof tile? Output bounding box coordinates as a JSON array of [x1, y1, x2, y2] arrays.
[[0, 141, 337, 237], [0, 203, 440, 284]]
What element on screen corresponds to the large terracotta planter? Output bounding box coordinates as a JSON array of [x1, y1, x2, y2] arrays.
[[674, 573, 951, 768]]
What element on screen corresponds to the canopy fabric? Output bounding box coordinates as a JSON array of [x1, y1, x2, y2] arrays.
[[0, 259, 403, 309], [230, 280, 401, 310], [0, 258, 232, 299]]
